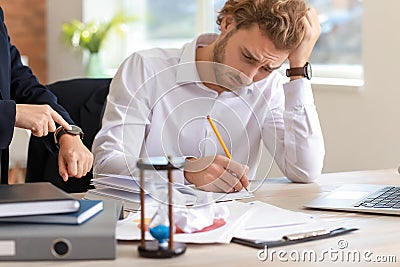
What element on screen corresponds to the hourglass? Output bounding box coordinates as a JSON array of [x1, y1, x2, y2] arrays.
[[136, 156, 187, 258]]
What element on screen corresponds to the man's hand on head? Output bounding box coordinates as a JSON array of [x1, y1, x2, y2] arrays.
[[287, 8, 321, 70]]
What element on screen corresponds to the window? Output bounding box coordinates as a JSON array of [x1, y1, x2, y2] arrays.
[[309, 0, 363, 86], [122, 0, 224, 53], [86, 0, 363, 86], [145, 0, 197, 39], [310, 0, 362, 65]]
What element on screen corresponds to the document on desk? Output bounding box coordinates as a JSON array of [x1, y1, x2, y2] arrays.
[[115, 201, 345, 244], [85, 188, 142, 211], [92, 174, 145, 193], [90, 175, 254, 210], [117, 201, 252, 243]]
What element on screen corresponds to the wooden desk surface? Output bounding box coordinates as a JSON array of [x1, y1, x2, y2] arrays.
[[2, 169, 400, 266]]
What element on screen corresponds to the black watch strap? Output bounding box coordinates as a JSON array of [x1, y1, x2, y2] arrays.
[[54, 125, 84, 147]]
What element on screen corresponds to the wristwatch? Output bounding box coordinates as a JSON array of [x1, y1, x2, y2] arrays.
[[285, 62, 312, 80], [54, 125, 84, 148]]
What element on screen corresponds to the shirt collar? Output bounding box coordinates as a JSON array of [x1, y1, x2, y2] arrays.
[[176, 33, 254, 94], [176, 33, 218, 84]]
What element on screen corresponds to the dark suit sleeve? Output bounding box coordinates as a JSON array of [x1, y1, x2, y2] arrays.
[[8, 34, 73, 125], [0, 100, 15, 149], [0, 7, 74, 152], [0, 8, 17, 149]]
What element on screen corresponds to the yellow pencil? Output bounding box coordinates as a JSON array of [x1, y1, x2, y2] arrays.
[[206, 115, 248, 192], [207, 115, 231, 159]]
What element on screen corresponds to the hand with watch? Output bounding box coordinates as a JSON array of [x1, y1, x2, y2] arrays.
[[285, 8, 321, 81], [54, 125, 93, 182]]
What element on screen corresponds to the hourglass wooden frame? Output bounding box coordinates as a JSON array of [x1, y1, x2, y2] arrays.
[[136, 157, 187, 258]]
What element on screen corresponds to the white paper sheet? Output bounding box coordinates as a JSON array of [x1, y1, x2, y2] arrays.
[[115, 201, 331, 244], [240, 201, 315, 230], [116, 201, 251, 243]]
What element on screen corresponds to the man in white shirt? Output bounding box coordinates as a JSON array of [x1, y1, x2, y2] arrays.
[[92, 0, 325, 193]]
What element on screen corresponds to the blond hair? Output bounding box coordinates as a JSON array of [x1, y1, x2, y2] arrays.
[[217, 0, 307, 50]]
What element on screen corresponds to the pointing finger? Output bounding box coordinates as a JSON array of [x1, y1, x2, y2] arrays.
[[51, 109, 71, 130]]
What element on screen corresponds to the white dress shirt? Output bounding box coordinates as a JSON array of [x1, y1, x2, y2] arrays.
[[92, 33, 325, 183]]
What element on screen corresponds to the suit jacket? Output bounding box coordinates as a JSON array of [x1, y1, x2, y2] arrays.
[[0, 7, 73, 184], [26, 78, 111, 193]]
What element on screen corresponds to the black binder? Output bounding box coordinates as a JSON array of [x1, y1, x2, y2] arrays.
[[0, 200, 120, 260]]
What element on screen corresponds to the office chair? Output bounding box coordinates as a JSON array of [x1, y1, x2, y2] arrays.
[[25, 78, 111, 193]]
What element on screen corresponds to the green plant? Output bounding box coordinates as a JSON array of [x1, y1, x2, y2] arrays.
[[62, 12, 136, 54]]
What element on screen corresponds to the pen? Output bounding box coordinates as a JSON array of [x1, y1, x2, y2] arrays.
[[206, 115, 249, 192]]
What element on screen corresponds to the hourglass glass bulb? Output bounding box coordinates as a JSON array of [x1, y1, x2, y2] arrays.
[[148, 208, 170, 249]]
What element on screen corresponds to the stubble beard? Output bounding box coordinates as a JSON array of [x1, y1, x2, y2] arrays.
[[212, 30, 244, 91]]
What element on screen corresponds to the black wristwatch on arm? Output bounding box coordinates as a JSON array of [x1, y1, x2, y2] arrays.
[[285, 62, 312, 80], [54, 125, 84, 148]]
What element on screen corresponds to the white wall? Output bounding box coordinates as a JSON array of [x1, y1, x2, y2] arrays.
[[47, 0, 400, 177], [313, 0, 400, 174], [47, 0, 85, 83]]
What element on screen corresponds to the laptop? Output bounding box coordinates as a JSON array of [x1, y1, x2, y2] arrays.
[[305, 184, 400, 215]]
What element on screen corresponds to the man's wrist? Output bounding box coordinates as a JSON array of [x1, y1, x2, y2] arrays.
[[289, 76, 304, 81], [288, 62, 307, 69]]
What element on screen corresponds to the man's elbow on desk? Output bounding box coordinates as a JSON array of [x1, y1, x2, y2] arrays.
[[283, 150, 325, 183], [284, 168, 322, 183]]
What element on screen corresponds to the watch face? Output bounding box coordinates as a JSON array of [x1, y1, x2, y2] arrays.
[[67, 125, 83, 135], [305, 62, 312, 80]]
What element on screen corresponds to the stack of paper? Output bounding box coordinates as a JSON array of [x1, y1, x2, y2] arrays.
[[85, 174, 254, 211]]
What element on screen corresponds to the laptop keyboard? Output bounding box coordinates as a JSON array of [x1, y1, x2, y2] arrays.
[[354, 186, 400, 209]]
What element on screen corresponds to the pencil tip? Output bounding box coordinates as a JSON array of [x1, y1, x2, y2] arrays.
[[206, 115, 210, 119]]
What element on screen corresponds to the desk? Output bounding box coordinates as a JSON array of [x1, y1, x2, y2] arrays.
[[1, 169, 400, 266]]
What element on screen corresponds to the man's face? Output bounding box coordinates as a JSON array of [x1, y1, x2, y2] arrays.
[[212, 23, 289, 90]]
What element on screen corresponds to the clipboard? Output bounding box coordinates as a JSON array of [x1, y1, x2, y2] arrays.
[[231, 227, 358, 249]]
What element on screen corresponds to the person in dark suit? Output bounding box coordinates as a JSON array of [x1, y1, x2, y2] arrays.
[[0, 7, 93, 184]]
